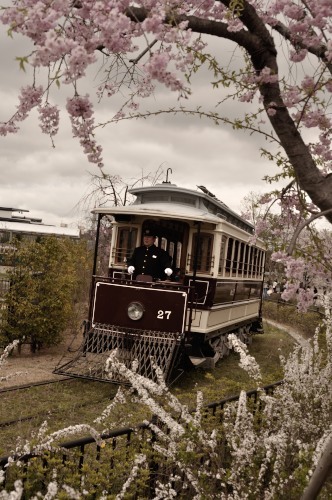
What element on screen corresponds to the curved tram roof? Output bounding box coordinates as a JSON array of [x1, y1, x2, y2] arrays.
[[92, 183, 254, 234]]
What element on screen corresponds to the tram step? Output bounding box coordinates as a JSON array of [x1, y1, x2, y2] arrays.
[[189, 356, 207, 367]]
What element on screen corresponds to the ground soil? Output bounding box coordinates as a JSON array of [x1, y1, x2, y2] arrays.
[[0, 320, 306, 390], [0, 330, 82, 389]]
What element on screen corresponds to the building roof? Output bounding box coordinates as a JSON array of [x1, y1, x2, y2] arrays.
[[0, 207, 79, 238], [0, 220, 80, 238]]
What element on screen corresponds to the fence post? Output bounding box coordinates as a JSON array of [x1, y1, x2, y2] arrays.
[[301, 436, 332, 500]]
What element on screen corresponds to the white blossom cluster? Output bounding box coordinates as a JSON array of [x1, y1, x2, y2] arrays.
[[1, 310, 332, 497]]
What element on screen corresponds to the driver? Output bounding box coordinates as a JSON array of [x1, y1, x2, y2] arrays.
[[127, 228, 173, 281]]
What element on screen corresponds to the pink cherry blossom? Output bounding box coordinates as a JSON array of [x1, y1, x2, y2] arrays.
[[38, 103, 60, 136]]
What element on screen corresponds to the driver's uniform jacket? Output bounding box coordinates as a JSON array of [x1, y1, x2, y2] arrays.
[[128, 244, 171, 280]]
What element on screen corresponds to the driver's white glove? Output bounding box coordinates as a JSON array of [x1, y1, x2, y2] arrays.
[[128, 266, 135, 274], [164, 268, 173, 277]]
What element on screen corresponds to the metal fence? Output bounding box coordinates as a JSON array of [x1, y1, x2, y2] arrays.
[[0, 380, 283, 497]]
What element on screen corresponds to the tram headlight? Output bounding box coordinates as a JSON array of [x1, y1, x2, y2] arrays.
[[127, 301, 144, 321]]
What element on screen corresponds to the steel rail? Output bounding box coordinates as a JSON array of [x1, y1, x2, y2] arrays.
[[0, 376, 73, 394]]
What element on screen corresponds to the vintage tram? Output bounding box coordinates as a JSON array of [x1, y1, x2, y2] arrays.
[[55, 182, 265, 384]]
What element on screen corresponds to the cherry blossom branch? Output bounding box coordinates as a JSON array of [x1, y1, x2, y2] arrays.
[[287, 208, 332, 255], [271, 21, 332, 75], [97, 107, 281, 145]]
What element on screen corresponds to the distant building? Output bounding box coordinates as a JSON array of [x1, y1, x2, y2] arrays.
[[0, 207, 80, 272], [0, 207, 80, 242]]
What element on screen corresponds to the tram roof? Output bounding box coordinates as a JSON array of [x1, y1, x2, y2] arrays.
[[93, 202, 223, 224], [92, 183, 254, 233]]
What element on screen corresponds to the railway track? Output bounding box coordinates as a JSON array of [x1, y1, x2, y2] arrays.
[[0, 376, 117, 455], [0, 378, 76, 429], [0, 393, 112, 429], [0, 376, 73, 394]]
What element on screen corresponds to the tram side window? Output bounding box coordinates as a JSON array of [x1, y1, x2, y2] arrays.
[[238, 242, 245, 277], [259, 250, 265, 278], [248, 246, 254, 277], [249, 282, 261, 298], [252, 248, 258, 277], [114, 227, 138, 264], [161, 237, 167, 251], [169, 241, 175, 261], [244, 245, 250, 277], [190, 233, 214, 273], [176, 242, 182, 268], [255, 249, 261, 278], [232, 240, 239, 277], [218, 236, 227, 275], [234, 282, 251, 301], [225, 238, 234, 277]]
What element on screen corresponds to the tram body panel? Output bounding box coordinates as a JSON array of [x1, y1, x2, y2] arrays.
[[207, 301, 261, 327], [92, 280, 188, 334], [186, 300, 261, 333]]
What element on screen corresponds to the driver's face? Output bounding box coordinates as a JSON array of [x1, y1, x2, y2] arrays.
[[143, 235, 155, 247]]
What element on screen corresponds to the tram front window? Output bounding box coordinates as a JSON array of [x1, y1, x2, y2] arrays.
[[114, 227, 138, 264], [190, 233, 214, 273]]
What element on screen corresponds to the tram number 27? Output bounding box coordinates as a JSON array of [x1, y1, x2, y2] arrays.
[[157, 310, 171, 320]]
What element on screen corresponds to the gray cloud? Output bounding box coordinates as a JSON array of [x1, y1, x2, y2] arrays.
[[0, 22, 284, 229]]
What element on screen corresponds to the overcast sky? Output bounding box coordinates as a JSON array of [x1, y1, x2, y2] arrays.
[[0, 22, 284, 230]]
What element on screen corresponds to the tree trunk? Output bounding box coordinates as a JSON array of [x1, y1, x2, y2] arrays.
[[126, 5, 332, 224]]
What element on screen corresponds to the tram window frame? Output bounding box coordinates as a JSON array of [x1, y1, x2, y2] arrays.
[[161, 237, 167, 251], [214, 282, 236, 303], [252, 247, 258, 277], [246, 245, 252, 278], [114, 227, 138, 265], [243, 244, 249, 276], [231, 240, 240, 277], [190, 232, 214, 273], [168, 241, 175, 261], [261, 250, 265, 277], [249, 282, 261, 299], [259, 250, 265, 277], [234, 282, 251, 301], [218, 235, 227, 275], [256, 249, 261, 278], [176, 242, 182, 269], [225, 237, 234, 277], [238, 242, 245, 277]]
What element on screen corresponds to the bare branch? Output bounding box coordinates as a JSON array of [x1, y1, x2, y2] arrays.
[[287, 208, 332, 255]]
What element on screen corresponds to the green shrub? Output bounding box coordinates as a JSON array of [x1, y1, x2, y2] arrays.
[[0, 237, 92, 351], [262, 300, 321, 338]]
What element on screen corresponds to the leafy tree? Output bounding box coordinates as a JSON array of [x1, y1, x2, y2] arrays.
[[240, 190, 321, 279], [240, 189, 332, 306], [0, 236, 92, 352]]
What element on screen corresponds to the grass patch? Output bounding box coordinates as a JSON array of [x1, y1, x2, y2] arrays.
[[174, 322, 295, 407], [262, 300, 321, 338], [0, 380, 117, 456], [1, 324, 296, 456]]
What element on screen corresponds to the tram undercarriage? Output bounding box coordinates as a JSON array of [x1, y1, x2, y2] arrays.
[[54, 323, 184, 385], [54, 319, 262, 384]]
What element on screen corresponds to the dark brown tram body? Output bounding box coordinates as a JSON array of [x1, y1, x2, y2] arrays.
[[55, 183, 265, 384]]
